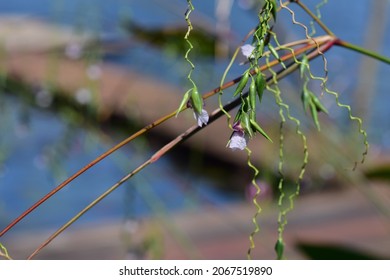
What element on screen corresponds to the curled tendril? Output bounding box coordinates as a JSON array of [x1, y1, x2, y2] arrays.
[[279, 0, 368, 167], [245, 147, 262, 259], [184, 0, 196, 90], [315, 0, 328, 20], [265, 53, 308, 259], [307, 0, 328, 37], [245, 0, 278, 258]]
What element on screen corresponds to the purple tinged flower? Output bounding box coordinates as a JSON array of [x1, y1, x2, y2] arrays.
[[240, 44, 255, 59], [193, 109, 209, 127], [228, 122, 248, 150]]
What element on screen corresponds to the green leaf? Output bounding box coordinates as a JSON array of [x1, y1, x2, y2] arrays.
[[309, 100, 321, 131], [250, 118, 272, 142], [310, 93, 328, 114], [234, 110, 242, 123], [241, 113, 254, 138], [269, 0, 277, 21], [233, 71, 250, 97], [301, 86, 326, 130], [255, 72, 266, 103], [176, 89, 191, 117]]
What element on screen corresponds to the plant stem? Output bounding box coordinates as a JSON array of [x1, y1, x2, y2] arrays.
[[335, 39, 390, 65], [0, 35, 332, 238], [27, 43, 335, 258]]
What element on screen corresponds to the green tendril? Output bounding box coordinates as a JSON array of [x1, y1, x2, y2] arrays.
[[302, 54, 368, 168], [315, 0, 328, 20], [265, 53, 308, 259], [235, 1, 278, 258], [280, 0, 368, 167], [176, 0, 201, 117], [308, 0, 328, 36], [184, 0, 196, 90], [245, 147, 262, 260]]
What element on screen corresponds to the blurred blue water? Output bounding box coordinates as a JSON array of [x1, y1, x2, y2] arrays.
[[0, 0, 389, 232]]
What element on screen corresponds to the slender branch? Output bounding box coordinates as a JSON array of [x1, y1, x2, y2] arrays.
[[335, 39, 390, 65], [0, 35, 333, 238], [27, 41, 336, 259], [0, 110, 176, 237], [27, 79, 247, 259]]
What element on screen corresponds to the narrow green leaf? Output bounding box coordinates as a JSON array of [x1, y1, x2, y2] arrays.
[[269, 0, 277, 21], [309, 101, 321, 131], [255, 72, 266, 103], [250, 118, 272, 142], [176, 90, 191, 117], [233, 71, 250, 97], [310, 93, 329, 114], [234, 110, 242, 123]]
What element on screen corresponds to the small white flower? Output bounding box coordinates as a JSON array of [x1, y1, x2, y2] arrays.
[[240, 44, 255, 59], [193, 109, 209, 127], [228, 131, 248, 150], [228, 122, 249, 150]]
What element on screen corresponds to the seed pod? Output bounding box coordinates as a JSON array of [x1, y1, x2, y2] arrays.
[[190, 86, 203, 114], [268, 44, 279, 60], [249, 78, 256, 110], [310, 93, 328, 114], [241, 113, 253, 138], [275, 239, 284, 260], [301, 85, 310, 113], [250, 118, 272, 142], [269, 44, 286, 69], [233, 71, 250, 97], [255, 72, 266, 103]]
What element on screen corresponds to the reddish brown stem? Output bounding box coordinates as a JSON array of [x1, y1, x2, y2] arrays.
[[0, 36, 334, 238]]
